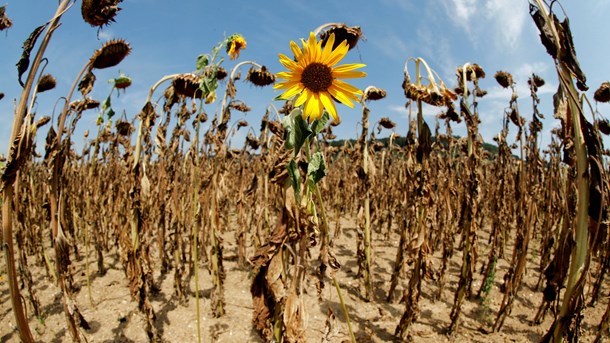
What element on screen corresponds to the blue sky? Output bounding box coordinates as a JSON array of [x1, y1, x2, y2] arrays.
[[1, 0, 609, 156]]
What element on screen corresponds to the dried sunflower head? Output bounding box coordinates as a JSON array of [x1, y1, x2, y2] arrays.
[[229, 100, 251, 112], [246, 66, 275, 87], [37, 74, 57, 93], [364, 86, 387, 101], [594, 81, 610, 103], [81, 0, 122, 28], [246, 132, 260, 150], [494, 71, 513, 89], [90, 39, 131, 70], [172, 73, 203, 99], [319, 23, 363, 51], [378, 117, 396, 129], [0, 5, 12, 31], [115, 121, 133, 136]]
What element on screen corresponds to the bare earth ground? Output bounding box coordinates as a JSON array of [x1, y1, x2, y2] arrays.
[[0, 214, 607, 343]]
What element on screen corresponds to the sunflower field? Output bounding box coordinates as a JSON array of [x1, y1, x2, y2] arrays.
[[1, 1, 610, 342]]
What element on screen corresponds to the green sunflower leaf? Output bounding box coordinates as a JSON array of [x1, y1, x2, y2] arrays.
[[307, 151, 326, 191], [282, 107, 312, 156], [310, 111, 330, 135], [287, 159, 301, 203], [196, 54, 209, 70]]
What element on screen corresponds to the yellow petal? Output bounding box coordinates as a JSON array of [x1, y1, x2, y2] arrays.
[[320, 92, 338, 121], [333, 70, 367, 79], [304, 92, 323, 121], [326, 40, 349, 66], [279, 54, 299, 71], [333, 79, 363, 97], [276, 71, 301, 81], [332, 63, 366, 73], [321, 33, 335, 63], [290, 40, 303, 61], [294, 88, 311, 107], [328, 85, 355, 108], [278, 83, 304, 99], [307, 32, 318, 63]]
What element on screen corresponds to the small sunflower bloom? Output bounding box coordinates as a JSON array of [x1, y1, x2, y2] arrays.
[[227, 34, 246, 60], [274, 32, 366, 122]]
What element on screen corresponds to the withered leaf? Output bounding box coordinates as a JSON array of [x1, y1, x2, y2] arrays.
[[17, 24, 47, 87], [557, 16, 588, 91], [529, 4, 558, 60], [79, 70, 96, 96]]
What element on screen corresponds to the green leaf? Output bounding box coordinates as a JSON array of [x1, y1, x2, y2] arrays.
[[102, 96, 111, 111], [287, 159, 301, 203], [307, 151, 327, 191], [107, 108, 115, 119], [282, 107, 312, 156], [310, 111, 330, 135], [196, 54, 209, 70]]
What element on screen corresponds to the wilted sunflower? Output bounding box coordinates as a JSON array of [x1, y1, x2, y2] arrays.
[[227, 34, 246, 60], [274, 32, 366, 122]]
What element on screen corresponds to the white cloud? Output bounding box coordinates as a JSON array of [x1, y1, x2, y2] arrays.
[[97, 29, 114, 41], [388, 103, 441, 119], [484, 0, 527, 49], [438, 0, 527, 50], [455, 0, 478, 21]]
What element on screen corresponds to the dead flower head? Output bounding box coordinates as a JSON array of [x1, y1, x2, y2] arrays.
[[594, 81, 610, 103], [37, 74, 57, 93], [90, 39, 131, 70], [378, 117, 396, 129], [246, 66, 276, 87], [494, 71, 513, 89], [363, 86, 387, 101], [172, 73, 203, 99], [0, 5, 12, 31], [528, 74, 546, 90], [81, 0, 122, 28], [116, 121, 134, 136]]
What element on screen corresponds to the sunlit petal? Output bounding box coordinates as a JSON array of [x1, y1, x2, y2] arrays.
[[320, 92, 338, 121]]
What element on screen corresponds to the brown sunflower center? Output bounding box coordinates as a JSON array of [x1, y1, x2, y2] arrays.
[[301, 62, 333, 93]]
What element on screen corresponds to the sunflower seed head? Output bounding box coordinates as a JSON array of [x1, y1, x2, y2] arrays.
[[364, 86, 387, 101], [90, 39, 131, 70], [494, 71, 513, 89], [594, 81, 610, 103], [246, 66, 275, 87], [81, 0, 122, 28], [0, 5, 12, 31], [37, 74, 57, 93], [172, 74, 203, 99]]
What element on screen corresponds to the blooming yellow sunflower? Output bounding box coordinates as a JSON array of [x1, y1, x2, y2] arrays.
[[274, 32, 366, 122], [227, 34, 246, 60]]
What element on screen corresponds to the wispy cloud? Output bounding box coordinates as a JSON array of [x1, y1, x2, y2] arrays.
[[483, 0, 526, 49], [388, 103, 441, 119], [439, 0, 526, 50], [97, 29, 115, 41]]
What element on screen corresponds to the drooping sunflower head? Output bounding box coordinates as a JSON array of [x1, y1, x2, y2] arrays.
[[274, 32, 366, 123], [89, 39, 131, 70], [227, 34, 247, 60]]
